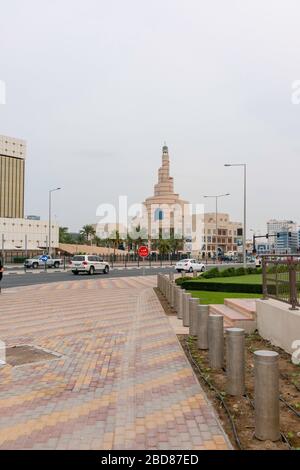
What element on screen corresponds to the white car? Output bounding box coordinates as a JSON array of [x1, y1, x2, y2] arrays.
[[255, 256, 262, 268], [71, 255, 110, 275], [175, 259, 206, 273]]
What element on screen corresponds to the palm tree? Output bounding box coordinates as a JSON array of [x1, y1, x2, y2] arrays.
[[59, 227, 74, 244], [108, 230, 123, 257], [93, 236, 102, 247], [169, 232, 184, 255], [128, 225, 148, 253], [157, 238, 171, 255], [80, 224, 96, 245]]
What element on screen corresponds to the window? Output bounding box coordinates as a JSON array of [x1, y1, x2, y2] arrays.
[[154, 208, 164, 221]]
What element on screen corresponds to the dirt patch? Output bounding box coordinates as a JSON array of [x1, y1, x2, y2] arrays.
[[178, 333, 300, 451], [5, 345, 60, 367]]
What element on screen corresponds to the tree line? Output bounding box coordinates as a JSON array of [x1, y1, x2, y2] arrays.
[[59, 225, 184, 254]]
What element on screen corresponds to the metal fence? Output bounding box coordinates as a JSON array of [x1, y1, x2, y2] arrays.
[[262, 254, 300, 309], [3, 251, 243, 267]]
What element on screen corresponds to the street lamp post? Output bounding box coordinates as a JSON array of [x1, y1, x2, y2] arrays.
[[250, 229, 256, 255], [48, 187, 61, 256], [224, 163, 247, 268], [203, 193, 230, 261]]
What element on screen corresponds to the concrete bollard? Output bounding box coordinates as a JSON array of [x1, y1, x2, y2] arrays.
[[182, 292, 192, 327], [197, 305, 209, 350], [166, 279, 170, 303], [181, 271, 185, 278], [193, 270, 198, 278], [208, 315, 224, 369], [177, 288, 183, 319], [171, 283, 176, 309], [169, 272, 174, 282], [168, 281, 172, 304], [254, 350, 280, 441], [163, 276, 167, 297], [226, 328, 245, 396], [173, 285, 178, 311], [157, 274, 162, 291], [189, 298, 199, 336]]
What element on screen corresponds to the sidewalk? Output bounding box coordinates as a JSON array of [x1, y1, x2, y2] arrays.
[[0, 276, 230, 450]]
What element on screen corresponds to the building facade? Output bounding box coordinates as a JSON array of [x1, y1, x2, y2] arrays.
[[194, 212, 243, 257], [0, 135, 26, 218], [267, 219, 297, 235], [0, 217, 59, 252], [275, 230, 298, 254]]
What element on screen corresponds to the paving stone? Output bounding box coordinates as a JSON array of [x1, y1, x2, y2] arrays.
[[0, 276, 230, 450]]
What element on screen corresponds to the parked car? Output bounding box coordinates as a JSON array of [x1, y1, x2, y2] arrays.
[[175, 259, 206, 273], [70, 255, 110, 275], [24, 255, 62, 269]]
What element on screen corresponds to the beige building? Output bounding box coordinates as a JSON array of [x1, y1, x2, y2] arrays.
[[143, 145, 189, 240], [192, 212, 242, 257], [0, 135, 26, 218], [0, 217, 59, 251]]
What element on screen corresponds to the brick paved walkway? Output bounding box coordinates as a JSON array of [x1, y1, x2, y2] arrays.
[[0, 276, 230, 450]]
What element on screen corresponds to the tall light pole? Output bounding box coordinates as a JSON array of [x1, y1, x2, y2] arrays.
[[203, 193, 230, 260], [48, 187, 61, 256], [224, 163, 247, 268]]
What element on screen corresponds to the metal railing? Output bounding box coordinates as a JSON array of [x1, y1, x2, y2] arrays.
[[262, 254, 300, 310]]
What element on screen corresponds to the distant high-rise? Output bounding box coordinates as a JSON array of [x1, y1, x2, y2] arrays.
[[0, 135, 26, 218], [267, 219, 297, 235]]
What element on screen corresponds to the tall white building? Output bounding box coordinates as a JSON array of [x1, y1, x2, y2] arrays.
[[0, 134, 59, 258], [267, 219, 297, 235]]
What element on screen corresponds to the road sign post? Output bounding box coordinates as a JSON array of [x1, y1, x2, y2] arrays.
[[40, 255, 49, 272], [138, 246, 149, 276]]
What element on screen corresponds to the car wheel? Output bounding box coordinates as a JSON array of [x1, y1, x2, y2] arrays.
[[72, 271, 79, 275], [189, 267, 193, 273], [176, 269, 181, 273], [32, 262, 38, 269], [89, 266, 95, 275], [201, 266, 205, 272], [54, 262, 60, 269], [103, 265, 109, 274]]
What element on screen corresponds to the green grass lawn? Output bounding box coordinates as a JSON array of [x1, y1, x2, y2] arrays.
[[189, 290, 261, 304], [198, 274, 262, 284]]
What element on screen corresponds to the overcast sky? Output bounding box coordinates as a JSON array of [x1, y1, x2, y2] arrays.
[[1, 0, 300, 234]]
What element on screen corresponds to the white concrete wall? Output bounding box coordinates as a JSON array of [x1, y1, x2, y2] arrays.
[[0, 217, 59, 250], [256, 298, 300, 354]]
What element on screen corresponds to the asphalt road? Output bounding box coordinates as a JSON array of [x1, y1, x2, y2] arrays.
[[1, 266, 175, 289], [0, 262, 249, 289]]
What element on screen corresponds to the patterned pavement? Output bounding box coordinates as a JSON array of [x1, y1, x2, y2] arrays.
[[0, 276, 230, 450]]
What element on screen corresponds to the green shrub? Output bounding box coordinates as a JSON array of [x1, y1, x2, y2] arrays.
[[235, 267, 246, 276], [180, 280, 262, 294], [267, 265, 289, 274], [175, 276, 190, 286], [246, 267, 256, 275], [13, 256, 27, 263], [220, 267, 236, 277], [201, 267, 220, 279]]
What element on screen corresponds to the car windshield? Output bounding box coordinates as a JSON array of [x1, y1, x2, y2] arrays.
[[73, 256, 85, 261], [33, 256, 40, 259]]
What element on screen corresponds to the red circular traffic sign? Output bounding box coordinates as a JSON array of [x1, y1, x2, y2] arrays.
[[138, 246, 149, 258]]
